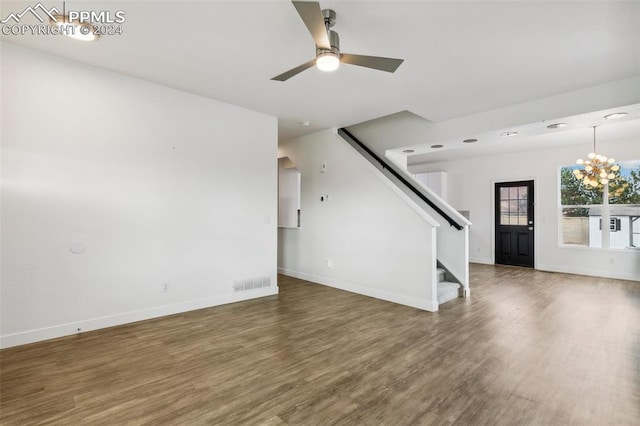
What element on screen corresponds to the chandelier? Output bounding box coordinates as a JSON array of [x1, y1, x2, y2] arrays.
[[573, 126, 620, 187]]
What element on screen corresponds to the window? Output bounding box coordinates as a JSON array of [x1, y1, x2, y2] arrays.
[[499, 186, 529, 225], [599, 218, 621, 232], [560, 161, 640, 248]]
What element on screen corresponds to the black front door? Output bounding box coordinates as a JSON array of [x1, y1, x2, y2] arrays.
[[495, 180, 534, 268]]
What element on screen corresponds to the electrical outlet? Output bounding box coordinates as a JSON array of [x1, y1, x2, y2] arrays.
[[326, 259, 332, 269], [162, 282, 169, 292], [609, 257, 615, 265]]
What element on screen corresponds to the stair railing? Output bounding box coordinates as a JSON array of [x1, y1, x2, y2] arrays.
[[339, 128, 463, 230]]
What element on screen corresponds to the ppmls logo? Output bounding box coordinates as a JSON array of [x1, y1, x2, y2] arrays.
[[1, 2, 126, 39], [0, 2, 58, 23]]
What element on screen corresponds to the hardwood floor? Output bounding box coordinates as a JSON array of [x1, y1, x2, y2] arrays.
[[1, 264, 639, 425]]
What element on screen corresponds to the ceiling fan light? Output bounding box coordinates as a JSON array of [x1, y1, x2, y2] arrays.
[[316, 52, 340, 72], [50, 15, 100, 41]]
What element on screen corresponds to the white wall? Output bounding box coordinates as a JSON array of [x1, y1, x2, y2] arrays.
[[278, 130, 439, 311], [415, 172, 446, 199], [0, 44, 278, 348], [410, 138, 640, 281]]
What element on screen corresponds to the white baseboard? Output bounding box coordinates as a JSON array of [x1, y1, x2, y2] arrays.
[[278, 267, 438, 312], [469, 257, 493, 265], [536, 264, 640, 282], [468, 259, 639, 281], [0, 287, 278, 349]]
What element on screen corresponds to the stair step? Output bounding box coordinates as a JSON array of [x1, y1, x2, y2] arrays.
[[437, 268, 446, 282], [438, 281, 460, 305]]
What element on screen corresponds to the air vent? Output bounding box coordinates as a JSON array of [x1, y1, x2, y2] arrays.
[[233, 276, 271, 292]]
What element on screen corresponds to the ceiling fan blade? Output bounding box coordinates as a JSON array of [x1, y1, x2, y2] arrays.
[[271, 59, 317, 81], [340, 53, 404, 73], [292, 1, 331, 49]]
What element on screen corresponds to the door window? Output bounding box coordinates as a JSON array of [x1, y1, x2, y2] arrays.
[[499, 185, 528, 225]]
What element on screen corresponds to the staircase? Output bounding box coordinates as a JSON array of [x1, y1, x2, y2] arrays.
[[337, 127, 470, 311], [437, 267, 461, 305]]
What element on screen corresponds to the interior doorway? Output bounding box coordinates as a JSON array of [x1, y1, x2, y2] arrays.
[[278, 157, 301, 228]]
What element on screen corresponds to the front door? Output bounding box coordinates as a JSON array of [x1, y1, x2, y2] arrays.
[[495, 180, 534, 268]]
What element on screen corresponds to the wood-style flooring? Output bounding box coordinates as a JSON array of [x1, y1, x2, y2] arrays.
[[1, 264, 639, 425]]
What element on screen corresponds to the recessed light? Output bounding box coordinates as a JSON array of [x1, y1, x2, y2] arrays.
[[50, 15, 100, 41], [300, 120, 311, 126], [430, 144, 443, 149], [603, 112, 627, 120], [501, 131, 518, 138], [463, 138, 478, 143], [546, 123, 566, 129], [402, 149, 415, 153]]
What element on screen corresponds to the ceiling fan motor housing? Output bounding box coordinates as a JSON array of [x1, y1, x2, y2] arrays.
[[317, 9, 339, 58], [317, 30, 340, 57]]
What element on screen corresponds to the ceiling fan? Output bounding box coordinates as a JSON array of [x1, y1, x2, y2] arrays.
[[272, 1, 404, 81]]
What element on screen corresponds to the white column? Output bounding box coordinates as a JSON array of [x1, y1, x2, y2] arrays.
[[602, 183, 610, 249]]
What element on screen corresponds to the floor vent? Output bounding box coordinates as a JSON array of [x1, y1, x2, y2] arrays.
[[233, 276, 271, 292]]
